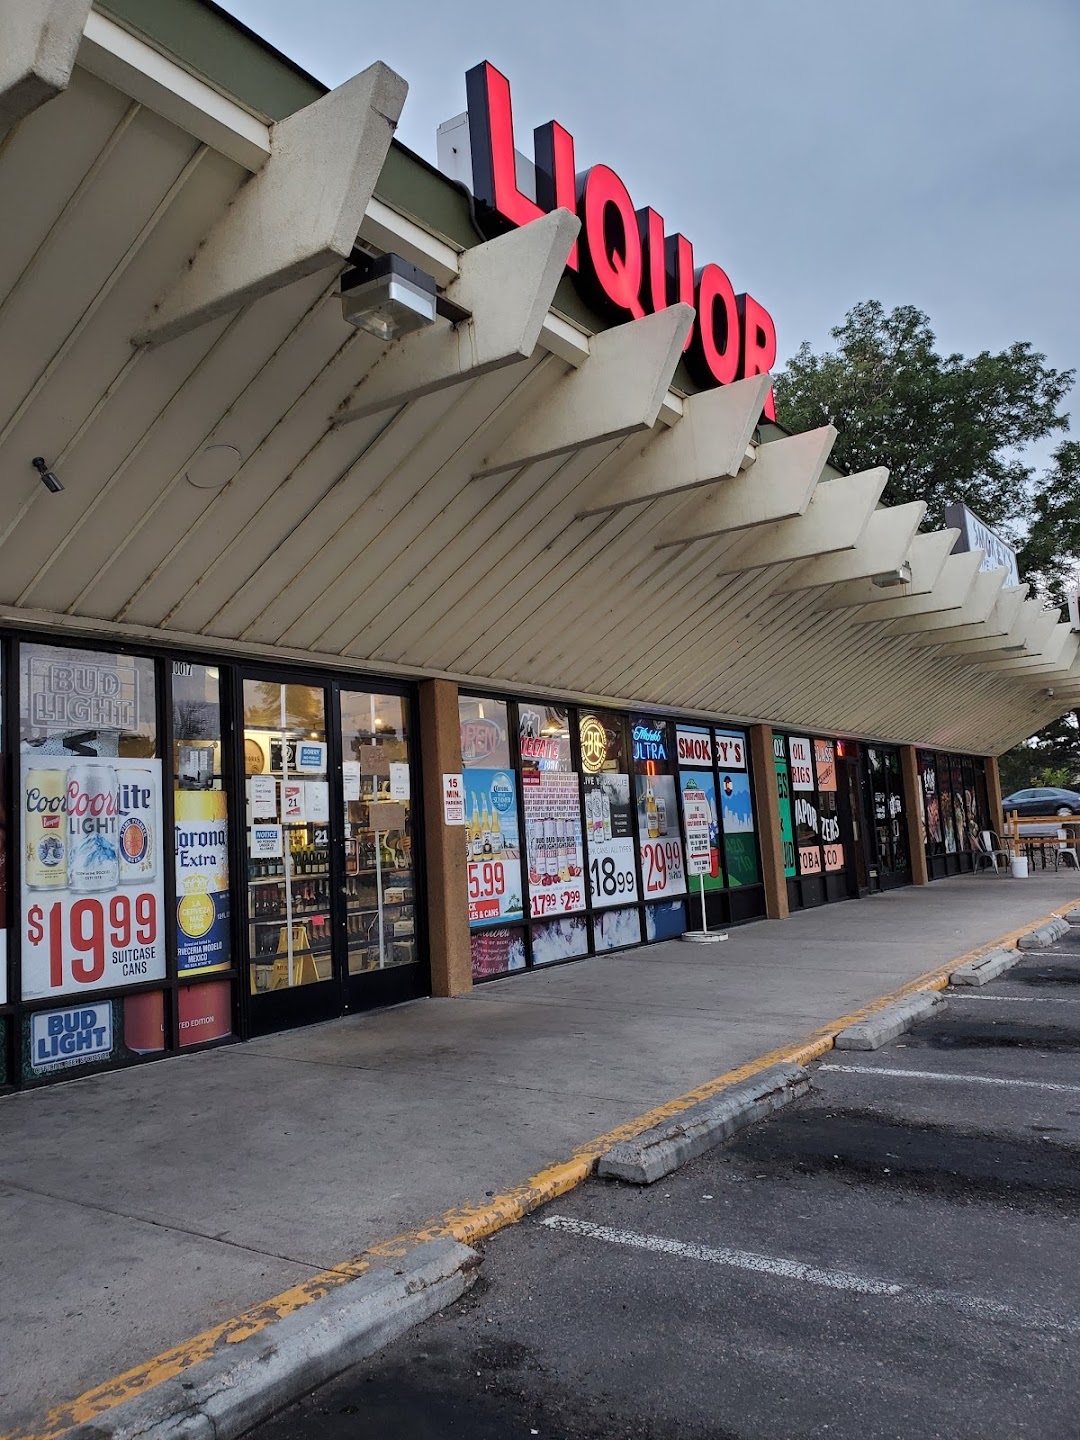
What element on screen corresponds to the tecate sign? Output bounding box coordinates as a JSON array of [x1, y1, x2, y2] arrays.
[[465, 62, 777, 417]]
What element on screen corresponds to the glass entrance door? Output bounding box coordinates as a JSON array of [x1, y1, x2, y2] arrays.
[[339, 688, 426, 1011], [242, 677, 338, 1031]]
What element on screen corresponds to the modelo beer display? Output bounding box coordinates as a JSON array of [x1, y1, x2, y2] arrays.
[[21, 757, 166, 1000]]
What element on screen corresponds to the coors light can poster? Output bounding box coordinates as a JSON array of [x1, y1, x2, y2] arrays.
[[21, 756, 166, 1000]]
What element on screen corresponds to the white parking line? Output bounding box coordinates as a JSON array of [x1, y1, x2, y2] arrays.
[[540, 1216, 1080, 1334], [950, 993, 1080, 1004], [819, 1064, 1080, 1094]]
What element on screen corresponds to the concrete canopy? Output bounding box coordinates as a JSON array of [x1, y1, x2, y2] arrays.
[[0, 5, 1067, 756]]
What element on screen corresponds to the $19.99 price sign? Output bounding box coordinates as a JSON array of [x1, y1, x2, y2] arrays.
[[24, 891, 163, 999]]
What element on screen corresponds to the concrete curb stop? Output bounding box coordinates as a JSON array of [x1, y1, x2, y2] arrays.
[[833, 989, 944, 1050], [597, 1063, 809, 1185], [949, 947, 1023, 987], [1067, 910, 1080, 926], [65, 1238, 480, 1440], [1017, 917, 1071, 950]]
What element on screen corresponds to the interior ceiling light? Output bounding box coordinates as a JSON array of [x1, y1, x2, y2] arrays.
[[340, 253, 437, 341]]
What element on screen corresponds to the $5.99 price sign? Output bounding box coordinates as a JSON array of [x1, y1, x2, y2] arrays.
[[24, 890, 164, 999]]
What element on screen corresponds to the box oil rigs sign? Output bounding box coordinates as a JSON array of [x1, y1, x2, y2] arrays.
[[465, 62, 777, 416]]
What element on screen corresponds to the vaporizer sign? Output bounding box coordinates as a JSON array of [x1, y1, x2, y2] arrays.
[[175, 791, 231, 977], [21, 757, 166, 1000]]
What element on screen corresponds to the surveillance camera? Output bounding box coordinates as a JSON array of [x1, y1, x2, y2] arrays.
[[31, 457, 63, 494]]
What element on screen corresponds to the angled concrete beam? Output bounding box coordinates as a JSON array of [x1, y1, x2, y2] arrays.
[[910, 583, 1028, 647], [576, 374, 771, 516], [850, 549, 983, 623], [938, 598, 1057, 660], [472, 304, 693, 478], [714, 468, 888, 576], [886, 566, 1006, 635], [654, 426, 836, 549], [773, 501, 924, 593], [817, 528, 958, 611], [976, 622, 1075, 675], [334, 209, 579, 422], [136, 62, 407, 345], [1, 0, 91, 126]]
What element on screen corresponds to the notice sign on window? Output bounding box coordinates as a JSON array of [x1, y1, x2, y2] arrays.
[[443, 774, 465, 826], [683, 795, 713, 876]]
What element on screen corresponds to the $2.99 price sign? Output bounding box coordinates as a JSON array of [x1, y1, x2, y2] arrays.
[[530, 885, 584, 918], [24, 892, 163, 999]]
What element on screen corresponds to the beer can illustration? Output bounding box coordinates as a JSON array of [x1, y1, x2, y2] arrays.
[[25, 766, 67, 889], [67, 762, 119, 892], [118, 765, 157, 885]]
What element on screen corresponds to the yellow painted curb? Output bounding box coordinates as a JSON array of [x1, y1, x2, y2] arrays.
[[10, 897, 1079, 1440]]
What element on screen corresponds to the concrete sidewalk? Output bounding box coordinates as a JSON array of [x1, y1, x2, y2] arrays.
[[2, 873, 1078, 1435]]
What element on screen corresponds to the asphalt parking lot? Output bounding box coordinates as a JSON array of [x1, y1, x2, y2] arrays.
[[250, 921, 1080, 1440]]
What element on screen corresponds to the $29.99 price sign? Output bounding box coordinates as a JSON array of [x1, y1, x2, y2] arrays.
[[24, 891, 164, 999], [640, 838, 686, 898]]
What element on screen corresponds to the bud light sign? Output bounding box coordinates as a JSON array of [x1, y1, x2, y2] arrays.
[[30, 1002, 113, 1074]]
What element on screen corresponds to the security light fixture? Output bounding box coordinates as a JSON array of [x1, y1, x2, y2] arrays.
[[340, 252, 437, 341], [32, 456, 63, 494], [870, 561, 912, 588]]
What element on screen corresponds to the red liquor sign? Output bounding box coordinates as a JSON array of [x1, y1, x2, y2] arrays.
[[466, 61, 777, 417]]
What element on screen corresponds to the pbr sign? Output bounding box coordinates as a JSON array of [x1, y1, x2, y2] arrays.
[[466, 62, 777, 417]]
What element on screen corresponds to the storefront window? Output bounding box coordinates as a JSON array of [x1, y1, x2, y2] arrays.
[[789, 736, 821, 876], [633, 717, 686, 931], [773, 736, 796, 878], [173, 665, 232, 1012], [716, 728, 759, 885], [814, 739, 844, 873], [580, 711, 639, 939], [520, 705, 585, 937], [340, 690, 416, 973], [19, 644, 165, 1015], [243, 680, 330, 995], [459, 695, 524, 979], [920, 753, 943, 853], [938, 752, 958, 854], [679, 726, 723, 894]]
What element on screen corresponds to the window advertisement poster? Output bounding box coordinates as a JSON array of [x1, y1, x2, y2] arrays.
[[773, 736, 797, 878], [531, 914, 589, 966], [523, 771, 585, 919], [23, 989, 165, 1079], [465, 768, 523, 925], [814, 739, 844, 873], [680, 771, 723, 892], [470, 925, 526, 979], [636, 774, 686, 899], [788, 736, 814, 792], [584, 772, 639, 908], [0, 769, 6, 1007], [22, 756, 167, 1000], [795, 788, 823, 876], [713, 729, 747, 771], [178, 978, 233, 1047], [718, 769, 759, 886], [593, 905, 642, 951], [645, 900, 687, 942], [632, 717, 686, 902], [175, 790, 230, 977]]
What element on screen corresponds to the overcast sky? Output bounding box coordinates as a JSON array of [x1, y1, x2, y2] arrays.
[[225, 0, 1077, 466]]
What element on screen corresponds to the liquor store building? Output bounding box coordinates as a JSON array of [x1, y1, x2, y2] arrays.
[[0, 1, 1073, 1090]]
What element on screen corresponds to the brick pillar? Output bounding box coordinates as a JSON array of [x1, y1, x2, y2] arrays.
[[899, 745, 929, 885], [985, 754, 1004, 834], [418, 679, 472, 996], [749, 724, 789, 920]]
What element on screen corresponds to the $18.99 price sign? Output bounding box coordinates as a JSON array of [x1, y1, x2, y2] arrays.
[[24, 891, 164, 999], [587, 836, 639, 909]]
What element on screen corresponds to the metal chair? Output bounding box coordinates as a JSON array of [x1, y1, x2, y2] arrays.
[[974, 830, 1010, 875]]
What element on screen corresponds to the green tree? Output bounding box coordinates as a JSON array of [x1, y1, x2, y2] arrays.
[[773, 300, 1074, 533], [774, 300, 1079, 788]]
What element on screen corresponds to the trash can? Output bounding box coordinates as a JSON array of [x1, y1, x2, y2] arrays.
[[1010, 856, 1029, 879]]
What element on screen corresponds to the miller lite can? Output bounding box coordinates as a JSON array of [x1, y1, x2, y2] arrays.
[[25, 766, 67, 889], [67, 762, 119, 892], [118, 766, 157, 885]]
